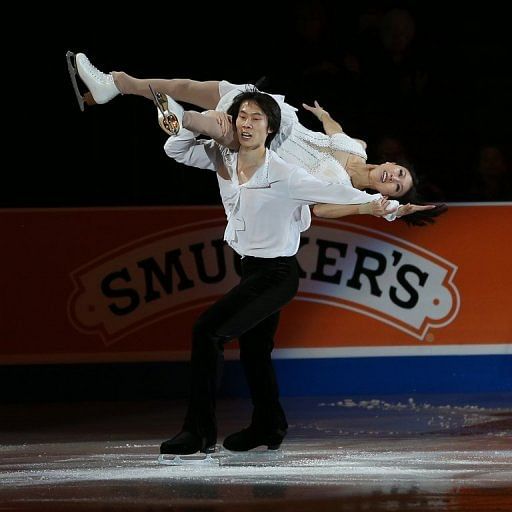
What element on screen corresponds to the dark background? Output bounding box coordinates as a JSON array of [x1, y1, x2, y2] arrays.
[[6, 0, 511, 208], [1, 0, 510, 402]]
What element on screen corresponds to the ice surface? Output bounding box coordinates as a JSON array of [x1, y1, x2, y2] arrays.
[[1, 396, 510, 510]]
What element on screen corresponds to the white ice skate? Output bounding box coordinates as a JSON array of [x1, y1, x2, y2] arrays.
[[148, 84, 183, 136], [66, 51, 120, 110]]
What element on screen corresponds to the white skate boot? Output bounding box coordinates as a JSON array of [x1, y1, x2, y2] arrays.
[[149, 84, 184, 136], [75, 52, 120, 105]]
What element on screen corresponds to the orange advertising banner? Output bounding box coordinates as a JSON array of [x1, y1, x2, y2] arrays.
[[1, 204, 511, 364]]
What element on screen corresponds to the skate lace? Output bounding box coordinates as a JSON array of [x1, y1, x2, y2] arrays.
[[83, 57, 112, 84]]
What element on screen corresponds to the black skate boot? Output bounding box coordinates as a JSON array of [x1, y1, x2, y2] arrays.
[[223, 425, 286, 452], [160, 430, 216, 455]]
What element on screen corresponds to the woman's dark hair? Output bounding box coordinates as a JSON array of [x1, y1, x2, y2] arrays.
[[227, 89, 281, 148], [396, 167, 448, 226]]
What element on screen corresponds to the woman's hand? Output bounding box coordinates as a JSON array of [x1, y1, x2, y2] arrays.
[[302, 100, 329, 122], [397, 203, 437, 217], [203, 110, 232, 137]]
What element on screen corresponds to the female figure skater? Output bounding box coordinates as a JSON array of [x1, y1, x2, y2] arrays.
[[70, 52, 442, 224]]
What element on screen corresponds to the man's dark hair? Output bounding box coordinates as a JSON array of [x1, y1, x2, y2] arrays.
[[227, 89, 281, 148]]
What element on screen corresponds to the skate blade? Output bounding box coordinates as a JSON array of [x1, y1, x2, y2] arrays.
[[218, 447, 285, 467], [157, 447, 285, 467], [148, 83, 165, 112], [157, 453, 219, 466], [149, 84, 180, 136], [158, 113, 180, 136], [66, 51, 85, 112]]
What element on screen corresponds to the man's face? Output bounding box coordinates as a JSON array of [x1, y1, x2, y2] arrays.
[[235, 100, 272, 149]]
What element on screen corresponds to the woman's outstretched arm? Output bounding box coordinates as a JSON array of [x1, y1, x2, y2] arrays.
[[313, 198, 396, 219], [302, 100, 367, 149], [313, 201, 437, 223], [302, 100, 343, 136]]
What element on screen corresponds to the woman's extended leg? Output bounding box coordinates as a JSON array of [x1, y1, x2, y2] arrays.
[[74, 53, 222, 109], [112, 72, 221, 109]]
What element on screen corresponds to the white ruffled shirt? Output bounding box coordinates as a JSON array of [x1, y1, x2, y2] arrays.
[[164, 130, 396, 258]]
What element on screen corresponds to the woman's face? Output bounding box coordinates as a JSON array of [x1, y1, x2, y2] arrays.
[[370, 162, 413, 198]]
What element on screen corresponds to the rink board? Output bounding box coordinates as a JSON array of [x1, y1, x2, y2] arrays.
[[1, 204, 510, 394]]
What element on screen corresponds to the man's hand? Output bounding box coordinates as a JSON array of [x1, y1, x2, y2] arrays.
[[359, 197, 398, 217]]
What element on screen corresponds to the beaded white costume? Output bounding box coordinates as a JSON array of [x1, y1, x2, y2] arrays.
[[216, 81, 399, 221], [216, 81, 368, 189]]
